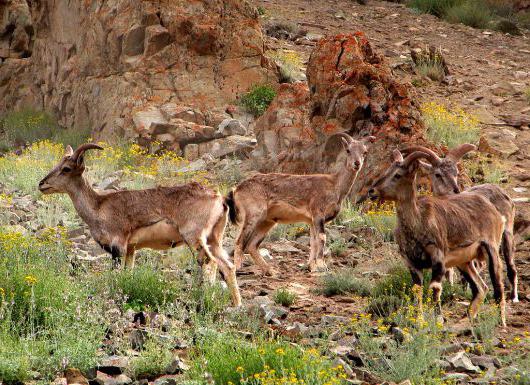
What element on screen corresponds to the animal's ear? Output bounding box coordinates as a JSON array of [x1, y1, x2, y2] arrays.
[[364, 136, 376, 144], [392, 149, 404, 163], [341, 137, 350, 149], [418, 160, 433, 173], [64, 145, 74, 157]]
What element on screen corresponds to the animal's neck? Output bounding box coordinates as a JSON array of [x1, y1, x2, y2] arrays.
[[66, 177, 100, 225], [395, 176, 421, 231], [333, 165, 358, 203]]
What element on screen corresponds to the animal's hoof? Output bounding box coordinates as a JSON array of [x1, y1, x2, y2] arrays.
[[511, 296, 519, 303]]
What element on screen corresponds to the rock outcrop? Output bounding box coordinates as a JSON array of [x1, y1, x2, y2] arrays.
[[0, 0, 274, 150], [252, 33, 425, 194]]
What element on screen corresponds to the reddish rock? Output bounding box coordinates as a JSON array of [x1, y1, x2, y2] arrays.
[[0, 0, 275, 139], [253, 33, 425, 195]]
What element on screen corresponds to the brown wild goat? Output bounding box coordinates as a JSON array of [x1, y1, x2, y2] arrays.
[[368, 149, 506, 326], [402, 144, 518, 302], [38, 144, 242, 306], [226, 134, 375, 274]]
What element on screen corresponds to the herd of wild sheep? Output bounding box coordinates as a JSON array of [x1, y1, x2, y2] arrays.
[[37, 134, 517, 326]]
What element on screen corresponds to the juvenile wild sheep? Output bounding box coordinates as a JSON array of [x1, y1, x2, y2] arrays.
[[226, 134, 375, 274], [402, 144, 518, 302], [368, 150, 506, 326], [38, 144, 242, 306]]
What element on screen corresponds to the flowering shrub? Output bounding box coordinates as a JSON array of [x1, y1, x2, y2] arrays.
[[421, 102, 480, 148], [0, 228, 104, 380], [191, 332, 346, 385]]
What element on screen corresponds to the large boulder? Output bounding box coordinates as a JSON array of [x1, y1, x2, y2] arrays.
[[0, 0, 274, 143], [252, 33, 425, 195]]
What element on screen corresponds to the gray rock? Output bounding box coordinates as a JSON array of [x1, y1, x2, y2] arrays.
[[332, 358, 354, 378], [96, 175, 121, 191], [469, 355, 501, 369], [98, 355, 129, 375], [153, 375, 180, 385], [165, 356, 189, 374], [285, 322, 310, 337], [261, 304, 289, 323], [446, 351, 481, 373], [217, 118, 247, 136], [441, 373, 470, 382], [122, 24, 146, 56], [321, 315, 349, 326], [94, 371, 132, 385]]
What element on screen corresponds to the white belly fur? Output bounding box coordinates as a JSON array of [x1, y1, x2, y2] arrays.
[[445, 241, 482, 268], [268, 202, 312, 224], [128, 220, 182, 250]]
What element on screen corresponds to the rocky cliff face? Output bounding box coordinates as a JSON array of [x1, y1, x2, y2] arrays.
[[0, 0, 274, 150], [252, 33, 425, 195]]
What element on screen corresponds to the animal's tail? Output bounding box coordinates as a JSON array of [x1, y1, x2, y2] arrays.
[[225, 190, 238, 224]]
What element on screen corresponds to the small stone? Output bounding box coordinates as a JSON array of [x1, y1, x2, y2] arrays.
[[165, 356, 190, 374], [285, 322, 310, 337], [94, 371, 132, 385], [153, 375, 180, 385], [64, 368, 89, 385], [217, 118, 247, 136], [321, 315, 349, 326], [446, 351, 481, 373], [98, 355, 129, 375], [144, 25, 170, 56], [122, 25, 146, 56]]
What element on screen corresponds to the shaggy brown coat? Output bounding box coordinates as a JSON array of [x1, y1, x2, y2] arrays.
[[38, 144, 241, 306], [227, 134, 374, 274], [369, 150, 506, 326]]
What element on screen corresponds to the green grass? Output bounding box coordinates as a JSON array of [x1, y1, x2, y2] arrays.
[[0, 227, 105, 381], [0, 109, 90, 152], [319, 269, 371, 297], [464, 155, 507, 185], [525, 88, 530, 104], [407, 0, 463, 17], [273, 288, 297, 307], [334, 201, 396, 242], [130, 339, 173, 379], [351, 309, 443, 383], [421, 102, 480, 149], [99, 262, 181, 311], [240, 85, 277, 117], [189, 331, 346, 385], [446, 1, 494, 29], [472, 304, 500, 342]]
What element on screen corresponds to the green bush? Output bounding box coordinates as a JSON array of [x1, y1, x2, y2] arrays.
[[273, 288, 297, 307], [365, 295, 403, 318], [189, 331, 346, 385], [407, 0, 463, 17], [319, 269, 371, 297], [472, 304, 500, 342], [102, 262, 181, 311], [0, 228, 104, 381], [130, 339, 173, 379], [351, 310, 443, 383], [240, 85, 277, 117], [421, 102, 480, 149], [0, 109, 90, 151], [446, 1, 494, 29]]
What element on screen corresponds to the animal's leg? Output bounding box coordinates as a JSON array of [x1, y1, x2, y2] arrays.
[[233, 215, 246, 270], [482, 241, 506, 328], [460, 262, 487, 322], [199, 249, 218, 285], [426, 246, 446, 315], [204, 235, 242, 307], [124, 247, 136, 269], [246, 220, 276, 276], [502, 230, 518, 302], [310, 216, 327, 272], [445, 268, 455, 286]]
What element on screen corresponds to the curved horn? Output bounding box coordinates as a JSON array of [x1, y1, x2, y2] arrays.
[[402, 151, 435, 168], [447, 143, 477, 161], [334, 133, 354, 143], [400, 145, 442, 166], [71, 143, 104, 163]]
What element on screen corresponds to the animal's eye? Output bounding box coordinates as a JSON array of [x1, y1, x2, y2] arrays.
[[435, 173, 442, 179], [394, 174, 402, 179], [62, 166, 72, 173]]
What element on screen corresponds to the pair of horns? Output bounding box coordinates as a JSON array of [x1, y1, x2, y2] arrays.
[[335, 133, 377, 144], [400, 143, 477, 165], [393, 149, 436, 168], [65, 143, 104, 163]]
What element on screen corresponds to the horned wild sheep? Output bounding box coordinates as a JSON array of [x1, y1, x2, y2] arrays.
[[368, 149, 506, 326], [402, 144, 518, 302], [226, 134, 375, 274], [38, 143, 242, 306]]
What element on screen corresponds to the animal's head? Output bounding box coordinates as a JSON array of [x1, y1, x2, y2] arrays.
[[38, 143, 103, 194], [401, 144, 476, 196], [368, 149, 438, 201], [338, 134, 376, 173]]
